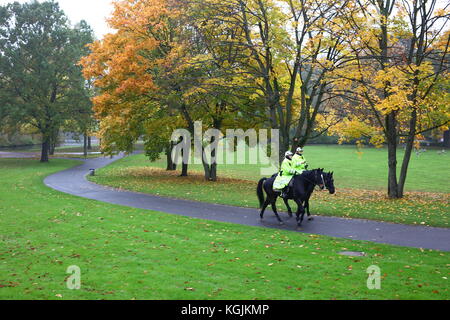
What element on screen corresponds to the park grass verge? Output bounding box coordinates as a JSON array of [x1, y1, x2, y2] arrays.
[[89, 157, 450, 228], [0, 158, 449, 300]]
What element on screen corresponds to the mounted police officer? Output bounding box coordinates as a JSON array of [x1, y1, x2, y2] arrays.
[[292, 147, 308, 172], [273, 148, 309, 199], [273, 151, 296, 199]]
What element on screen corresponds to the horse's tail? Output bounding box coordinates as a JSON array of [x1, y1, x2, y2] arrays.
[[257, 178, 267, 208]]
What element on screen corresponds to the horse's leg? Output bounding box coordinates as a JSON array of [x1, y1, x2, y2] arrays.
[[283, 198, 293, 218], [305, 197, 314, 221], [271, 200, 283, 225], [294, 198, 306, 228], [260, 198, 271, 220]]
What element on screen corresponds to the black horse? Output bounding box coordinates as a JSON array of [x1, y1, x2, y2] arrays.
[[256, 169, 335, 227]]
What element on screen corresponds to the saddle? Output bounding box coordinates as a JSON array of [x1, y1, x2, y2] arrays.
[[288, 178, 295, 188]]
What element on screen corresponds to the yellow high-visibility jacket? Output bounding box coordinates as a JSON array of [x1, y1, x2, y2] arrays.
[[292, 154, 307, 173], [273, 158, 296, 190]]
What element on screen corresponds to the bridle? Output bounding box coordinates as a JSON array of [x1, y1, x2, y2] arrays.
[[298, 170, 327, 191], [315, 172, 327, 191], [319, 173, 327, 191]]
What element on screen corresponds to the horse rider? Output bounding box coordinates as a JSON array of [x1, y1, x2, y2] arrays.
[[292, 147, 308, 172], [273, 151, 297, 199]]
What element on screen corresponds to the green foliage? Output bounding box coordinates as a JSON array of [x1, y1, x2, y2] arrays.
[[0, 1, 94, 161], [0, 132, 39, 147], [144, 133, 169, 162]]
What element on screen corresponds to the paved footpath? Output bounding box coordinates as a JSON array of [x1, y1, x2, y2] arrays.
[[0, 151, 37, 158], [43, 154, 450, 252]]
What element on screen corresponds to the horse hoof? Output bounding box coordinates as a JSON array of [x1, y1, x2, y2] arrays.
[[308, 217, 314, 221]]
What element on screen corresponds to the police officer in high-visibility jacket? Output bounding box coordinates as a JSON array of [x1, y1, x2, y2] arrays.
[[292, 147, 308, 173], [273, 151, 297, 198]]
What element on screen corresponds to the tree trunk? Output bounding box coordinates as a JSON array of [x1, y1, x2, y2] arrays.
[[202, 154, 218, 181], [292, 137, 306, 152], [202, 130, 221, 181], [397, 110, 417, 198], [49, 141, 56, 156], [48, 129, 58, 156], [83, 134, 88, 158], [398, 143, 413, 198], [202, 154, 211, 181], [40, 135, 50, 163], [166, 151, 174, 171], [387, 141, 398, 198], [278, 136, 290, 167], [201, 144, 217, 181], [386, 112, 399, 198], [180, 145, 189, 177], [444, 130, 450, 148], [210, 163, 217, 181], [87, 136, 92, 150], [166, 143, 176, 171], [181, 163, 189, 177], [379, 5, 398, 198]]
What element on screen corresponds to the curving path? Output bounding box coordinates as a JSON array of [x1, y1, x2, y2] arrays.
[[0, 151, 38, 158], [43, 154, 450, 252]]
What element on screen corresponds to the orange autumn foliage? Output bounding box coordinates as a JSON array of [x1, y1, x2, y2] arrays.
[[80, 0, 185, 152]]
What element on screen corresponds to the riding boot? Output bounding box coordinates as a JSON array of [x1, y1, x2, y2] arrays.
[[281, 187, 290, 199]]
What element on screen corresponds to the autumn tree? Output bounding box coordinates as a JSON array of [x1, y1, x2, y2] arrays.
[[186, 0, 351, 163], [174, 3, 265, 180], [328, 0, 450, 198], [81, 0, 260, 180], [81, 0, 183, 164]]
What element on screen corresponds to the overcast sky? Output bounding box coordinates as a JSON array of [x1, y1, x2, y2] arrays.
[[1, 0, 448, 39], [0, 0, 114, 38]]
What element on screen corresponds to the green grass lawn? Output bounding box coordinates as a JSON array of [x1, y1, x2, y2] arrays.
[[89, 146, 450, 228], [116, 145, 450, 192], [0, 158, 449, 300]]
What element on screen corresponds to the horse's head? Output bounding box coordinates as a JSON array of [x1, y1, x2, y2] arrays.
[[314, 169, 325, 191], [323, 171, 335, 194], [316, 169, 335, 194]]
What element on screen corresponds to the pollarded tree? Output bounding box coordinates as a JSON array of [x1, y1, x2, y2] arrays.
[[0, 1, 94, 162]]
